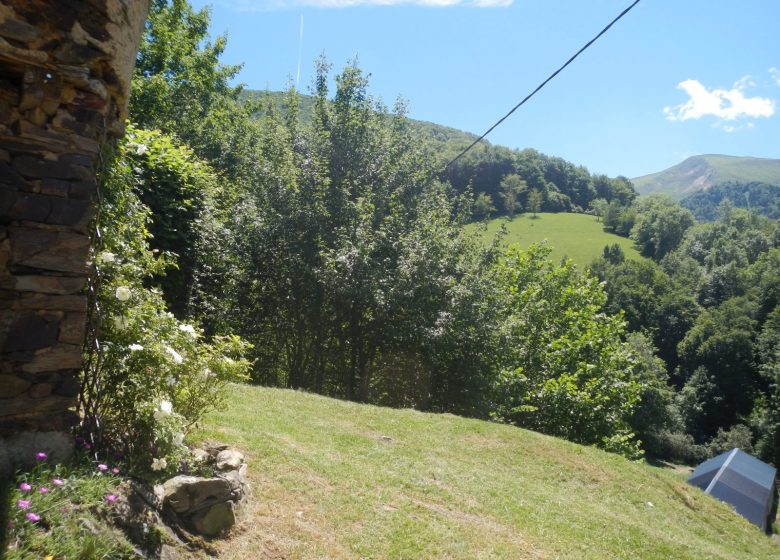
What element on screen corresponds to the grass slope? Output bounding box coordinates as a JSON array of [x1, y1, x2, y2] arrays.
[[201, 385, 778, 560], [468, 213, 642, 267], [632, 155, 780, 199]]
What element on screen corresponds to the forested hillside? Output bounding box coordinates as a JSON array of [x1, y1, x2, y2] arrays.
[[241, 90, 638, 222], [682, 181, 780, 221], [590, 197, 780, 465]]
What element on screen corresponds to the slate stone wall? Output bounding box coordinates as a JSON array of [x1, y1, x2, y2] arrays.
[[0, 0, 148, 472]]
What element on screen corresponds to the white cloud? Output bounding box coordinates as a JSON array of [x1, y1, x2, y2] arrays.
[[663, 77, 775, 123], [770, 67, 780, 87], [222, 0, 512, 9]]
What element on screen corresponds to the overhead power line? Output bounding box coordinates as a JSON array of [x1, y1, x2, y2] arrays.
[[443, 0, 642, 171]]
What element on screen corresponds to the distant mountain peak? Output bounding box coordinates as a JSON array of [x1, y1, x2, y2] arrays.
[[632, 155, 780, 199]]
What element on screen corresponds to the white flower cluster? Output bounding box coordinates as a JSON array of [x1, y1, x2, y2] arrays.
[[165, 346, 184, 364], [115, 286, 132, 301], [153, 400, 173, 422]]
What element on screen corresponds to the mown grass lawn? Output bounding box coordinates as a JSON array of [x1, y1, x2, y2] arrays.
[[468, 213, 643, 267], [200, 384, 779, 559]]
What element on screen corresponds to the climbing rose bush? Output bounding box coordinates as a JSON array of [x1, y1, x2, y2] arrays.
[[82, 127, 251, 476]]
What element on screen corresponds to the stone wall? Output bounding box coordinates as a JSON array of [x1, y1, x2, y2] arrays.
[[0, 0, 148, 474]]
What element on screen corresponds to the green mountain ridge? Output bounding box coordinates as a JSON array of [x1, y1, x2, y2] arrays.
[[631, 154, 780, 199]]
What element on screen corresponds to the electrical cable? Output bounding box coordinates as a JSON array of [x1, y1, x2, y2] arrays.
[[443, 0, 642, 171]]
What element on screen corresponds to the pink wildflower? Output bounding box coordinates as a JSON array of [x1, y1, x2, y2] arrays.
[[83, 442, 92, 450], [35, 452, 47, 461], [105, 494, 118, 504], [39, 487, 49, 494], [111, 467, 120, 475], [52, 479, 64, 487], [97, 464, 108, 472], [19, 482, 31, 492], [17, 499, 31, 510], [26, 513, 40, 523]]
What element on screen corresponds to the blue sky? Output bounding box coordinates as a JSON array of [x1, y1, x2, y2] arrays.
[[190, 0, 780, 178]]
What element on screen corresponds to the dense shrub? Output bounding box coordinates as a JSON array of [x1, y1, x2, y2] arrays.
[[80, 128, 251, 477]]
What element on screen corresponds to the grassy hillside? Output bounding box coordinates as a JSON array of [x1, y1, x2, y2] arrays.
[[468, 213, 643, 267], [632, 155, 780, 199], [201, 384, 779, 559]]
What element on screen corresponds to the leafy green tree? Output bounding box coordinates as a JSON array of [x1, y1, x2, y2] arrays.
[[131, 0, 259, 184], [121, 127, 219, 318], [630, 195, 695, 260], [677, 366, 724, 442], [491, 245, 642, 457], [499, 174, 527, 217], [677, 297, 758, 438], [624, 333, 677, 445], [590, 198, 608, 222], [752, 306, 780, 465], [527, 188, 543, 217], [603, 200, 636, 236], [472, 191, 497, 221]]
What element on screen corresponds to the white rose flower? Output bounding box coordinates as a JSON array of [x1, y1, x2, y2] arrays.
[[153, 400, 173, 422], [129, 344, 144, 351], [97, 252, 115, 264], [151, 457, 167, 471], [178, 324, 197, 337], [135, 143, 148, 155], [172, 433, 185, 446], [115, 286, 132, 301], [165, 347, 184, 364], [166, 375, 177, 387]]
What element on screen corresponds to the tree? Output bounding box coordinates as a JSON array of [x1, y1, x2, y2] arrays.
[[624, 333, 677, 445], [527, 188, 543, 217], [677, 297, 758, 437], [491, 245, 643, 457], [630, 195, 695, 260], [590, 198, 608, 222], [472, 192, 496, 221], [499, 174, 527, 217], [131, 0, 259, 184]]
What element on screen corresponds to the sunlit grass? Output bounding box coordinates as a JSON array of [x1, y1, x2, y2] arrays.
[[468, 213, 643, 267], [1, 454, 136, 559], [201, 384, 779, 559]]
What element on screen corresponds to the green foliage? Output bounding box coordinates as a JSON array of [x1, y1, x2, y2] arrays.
[[491, 245, 642, 458], [630, 195, 695, 260], [589, 197, 608, 222], [122, 127, 220, 317], [82, 132, 250, 477], [526, 188, 543, 217], [624, 333, 677, 442], [443, 145, 634, 219], [602, 199, 636, 237], [2, 455, 135, 559], [131, 0, 259, 184], [472, 191, 496, 220], [499, 174, 527, 217], [682, 181, 780, 221]]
